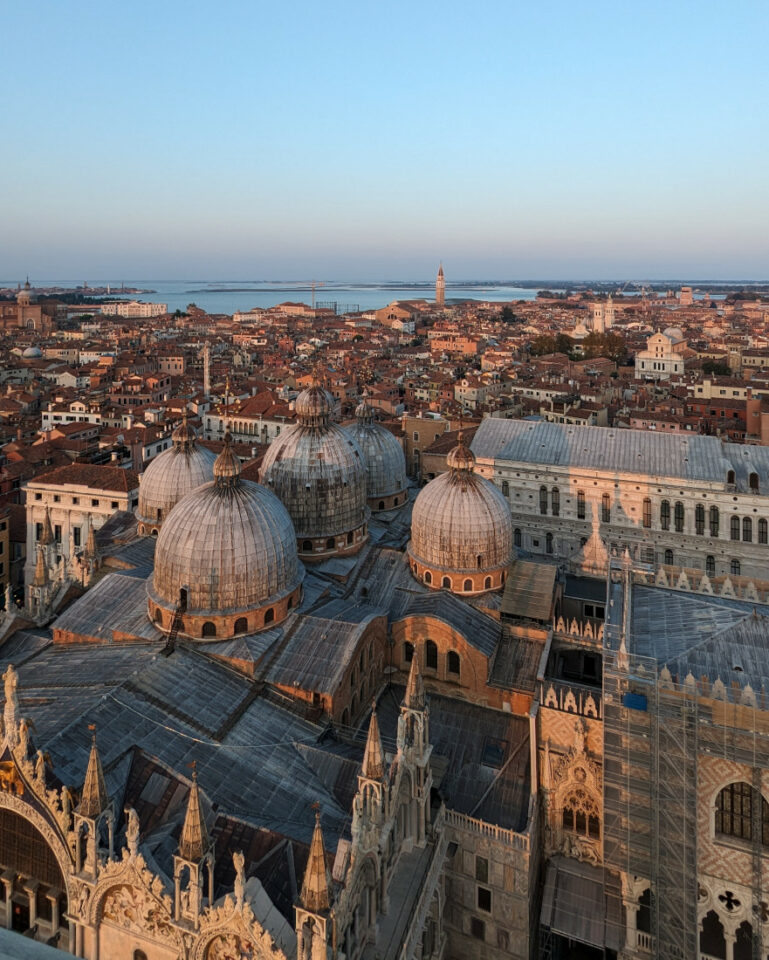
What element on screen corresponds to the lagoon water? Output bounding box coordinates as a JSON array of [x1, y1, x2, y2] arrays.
[[19, 280, 543, 315]]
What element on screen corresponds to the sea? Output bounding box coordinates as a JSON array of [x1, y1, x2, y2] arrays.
[[6, 280, 545, 315]]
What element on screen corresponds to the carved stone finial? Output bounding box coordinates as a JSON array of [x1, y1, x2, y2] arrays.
[[125, 806, 140, 857], [233, 850, 245, 907]]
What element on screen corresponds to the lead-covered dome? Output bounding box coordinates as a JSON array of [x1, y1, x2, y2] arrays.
[[148, 434, 303, 638], [260, 382, 369, 561], [408, 433, 513, 595], [136, 414, 217, 535], [346, 394, 408, 511]]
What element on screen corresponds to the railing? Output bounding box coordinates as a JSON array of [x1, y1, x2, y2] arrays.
[[636, 930, 655, 952], [444, 808, 530, 851]]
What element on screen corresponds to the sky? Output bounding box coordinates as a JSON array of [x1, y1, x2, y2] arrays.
[[2, 0, 768, 281]]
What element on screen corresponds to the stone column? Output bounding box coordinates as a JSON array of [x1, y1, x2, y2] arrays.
[[0, 871, 13, 929], [46, 889, 60, 940], [624, 898, 637, 951], [22, 879, 39, 929]]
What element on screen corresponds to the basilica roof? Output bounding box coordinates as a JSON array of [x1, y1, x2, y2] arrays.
[[409, 434, 513, 576], [260, 384, 368, 540], [136, 418, 217, 527], [345, 397, 408, 502], [150, 438, 303, 619]]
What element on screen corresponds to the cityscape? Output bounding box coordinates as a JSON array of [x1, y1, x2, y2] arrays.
[[3, 2, 769, 960]]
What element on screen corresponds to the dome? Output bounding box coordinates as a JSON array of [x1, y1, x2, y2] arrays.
[[260, 382, 369, 560], [22, 346, 42, 358], [148, 435, 303, 638], [136, 415, 217, 535], [345, 395, 408, 511], [662, 326, 684, 342], [408, 434, 513, 595]]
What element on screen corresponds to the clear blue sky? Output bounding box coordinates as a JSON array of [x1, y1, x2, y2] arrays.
[[2, 0, 768, 281]]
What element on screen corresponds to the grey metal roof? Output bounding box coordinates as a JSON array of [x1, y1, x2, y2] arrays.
[[53, 573, 160, 643], [472, 417, 769, 490], [265, 610, 382, 693], [377, 685, 530, 830], [396, 592, 500, 657]]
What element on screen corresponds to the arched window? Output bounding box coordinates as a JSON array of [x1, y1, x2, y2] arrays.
[[743, 517, 752, 542], [731, 516, 741, 540], [425, 640, 438, 670], [546, 532, 553, 554], [551, 487, 560, 516], [695, 503, 705, 535], [347, 530, 354, 544], [403, 642, 414, 664], [264, 607, 275, 625], [561, 790, 600, 840], [234, 617, 248, 635], [501, 480, 509, 498], [447, 651, 460, 676], [442, 576, 451, 589], [514, 528, 521, 548], [202, 621, 217, 638], [134, 952, 149, 960], [326, 537, 336, 550], [706, 555, 716, 577], [660, 500, 670, 531], [539, 485, 548, 515], [302, 539, 313, 552], [715, 782, 769, 845], [642, 498, 652, 529], [750, 472, 759, 493], [341, 708, 349, 727], [154, 609, 163, 625], [601, 492, 611, 523], [760, 519, 768, 544], [424, 570, 432, 585], [461, 578, 471, 592], [378, 501, 385, 511], [674, 501, 684, 533], [636, 889, 652, 935], [577, 490, 586, 519], [700, 911, 726, 960], [484, 576, 492, 590], [710, 505, 720, 537], [727, 469, 736, 485], [664, 549, 674, 566]]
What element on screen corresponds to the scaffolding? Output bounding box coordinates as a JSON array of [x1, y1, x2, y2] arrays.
[[603, 574, 768, 960]]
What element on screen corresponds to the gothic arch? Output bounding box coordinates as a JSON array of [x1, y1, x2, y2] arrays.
[[0, 787, 74, 904]]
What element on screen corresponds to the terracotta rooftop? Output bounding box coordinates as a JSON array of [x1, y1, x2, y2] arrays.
[[28, 463, 140, 493]]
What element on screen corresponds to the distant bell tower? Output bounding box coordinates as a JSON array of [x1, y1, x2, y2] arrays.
[[436, 262, 445, 307]]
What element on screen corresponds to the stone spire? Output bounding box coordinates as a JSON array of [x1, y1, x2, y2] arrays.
[[179, 769, 210, 862], [32, 544, 49, 587], [84, 516, 98, 562], [78, 732, 109, 817], [362, 704, 385, 781], [301, 808, 331, 914], [404, 653, 425, 711], [40, 505, 54, 547]]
